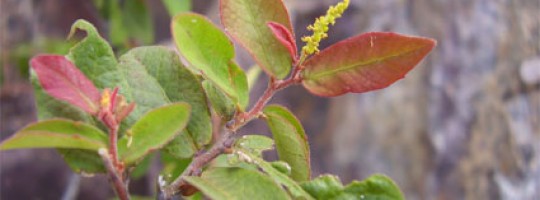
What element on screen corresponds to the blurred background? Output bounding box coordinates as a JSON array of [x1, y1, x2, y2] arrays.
[[1, 0, 539, 199]]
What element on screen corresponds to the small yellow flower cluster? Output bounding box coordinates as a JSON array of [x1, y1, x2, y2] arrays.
[[301, 0, 350, 55]]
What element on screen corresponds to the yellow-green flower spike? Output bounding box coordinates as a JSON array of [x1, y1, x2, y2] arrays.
[[301, 0, 350, 56]]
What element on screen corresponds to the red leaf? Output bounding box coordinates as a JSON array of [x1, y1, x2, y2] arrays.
[[267, 22, 298, 63], [31, 55, 101, 114], [301, 32, 436, 97]]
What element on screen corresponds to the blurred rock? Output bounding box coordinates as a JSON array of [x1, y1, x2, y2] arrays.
[[520, 58, 540, 85]]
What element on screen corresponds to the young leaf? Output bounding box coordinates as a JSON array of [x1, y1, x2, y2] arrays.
[[30, 71, 92, 122], [184, 167, 291, 200], [263, 105, 311, 182], [0, 119, 107, 151], [333, 174, 405, 200], [30, 55, 100, 114], [118, 103, 191, 165], [221, 0, 294, 79], [123, 46, 212, 152], [234, 149, 314, 200], [302, 32, 436, 97], [301, 175, 344, 200], [267, 22, 298, 62]]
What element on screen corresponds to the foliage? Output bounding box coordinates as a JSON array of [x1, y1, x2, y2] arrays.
[[0, 0, 435, 199]]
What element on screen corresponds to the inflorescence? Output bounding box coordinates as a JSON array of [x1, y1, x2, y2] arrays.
[[301, 0, 350, 55]]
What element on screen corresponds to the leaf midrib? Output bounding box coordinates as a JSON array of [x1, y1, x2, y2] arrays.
[[2, 131, 107, 150], [306, 47, 424, 80]]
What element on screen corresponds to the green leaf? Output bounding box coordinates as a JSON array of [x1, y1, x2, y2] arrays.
[[161, 0, 191, 16], [234, 149, 314, 200], [228, 61, 249, 109], [220, 0, 294, 79], [270, 161, 291, 176], [118, 103, 191, 165], [67, 19, 124, 90], [160, 151, 192, 183], [234, 135, 274, 156], [185, 192, 204, 200], [184, 167, 291, 200], [209, 154, 258, 171], [171, 13, 248, 109], [202, 80, 235, 121], [123, 46, 212, 151], [163, 133, 197, 159], [301, 175, 344, 200], [263, 105, 311, 182], [333, 174, 404, 200], [58, 149, 105, 174], [117, 51, 170, 124], [109, 0, 154, 46], [130, 153, 155, 179], [301, 32, 436, 97], [0, 119, 107, 150]]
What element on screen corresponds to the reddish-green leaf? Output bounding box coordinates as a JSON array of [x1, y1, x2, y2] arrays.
[[263, 105, 311, 182], [220, 0, 294, 79], [267, 22, 297, 62], [30, 55, 101, 114], [0, 119, 107, 151], [302, 32, 436, 97]]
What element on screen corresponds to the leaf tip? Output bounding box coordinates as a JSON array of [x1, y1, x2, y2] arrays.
[[267, 22, 298, 62]]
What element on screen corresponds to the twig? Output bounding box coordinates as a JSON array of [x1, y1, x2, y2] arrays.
[[108, 125, 120, 169], [99, 149, 130, 200], [230, 67, 303, 131], [161, 131, 235, 198], [161, 63, 304, 199]]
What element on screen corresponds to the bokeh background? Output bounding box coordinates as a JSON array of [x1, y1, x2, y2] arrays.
[[1, 0, 539, 199]]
